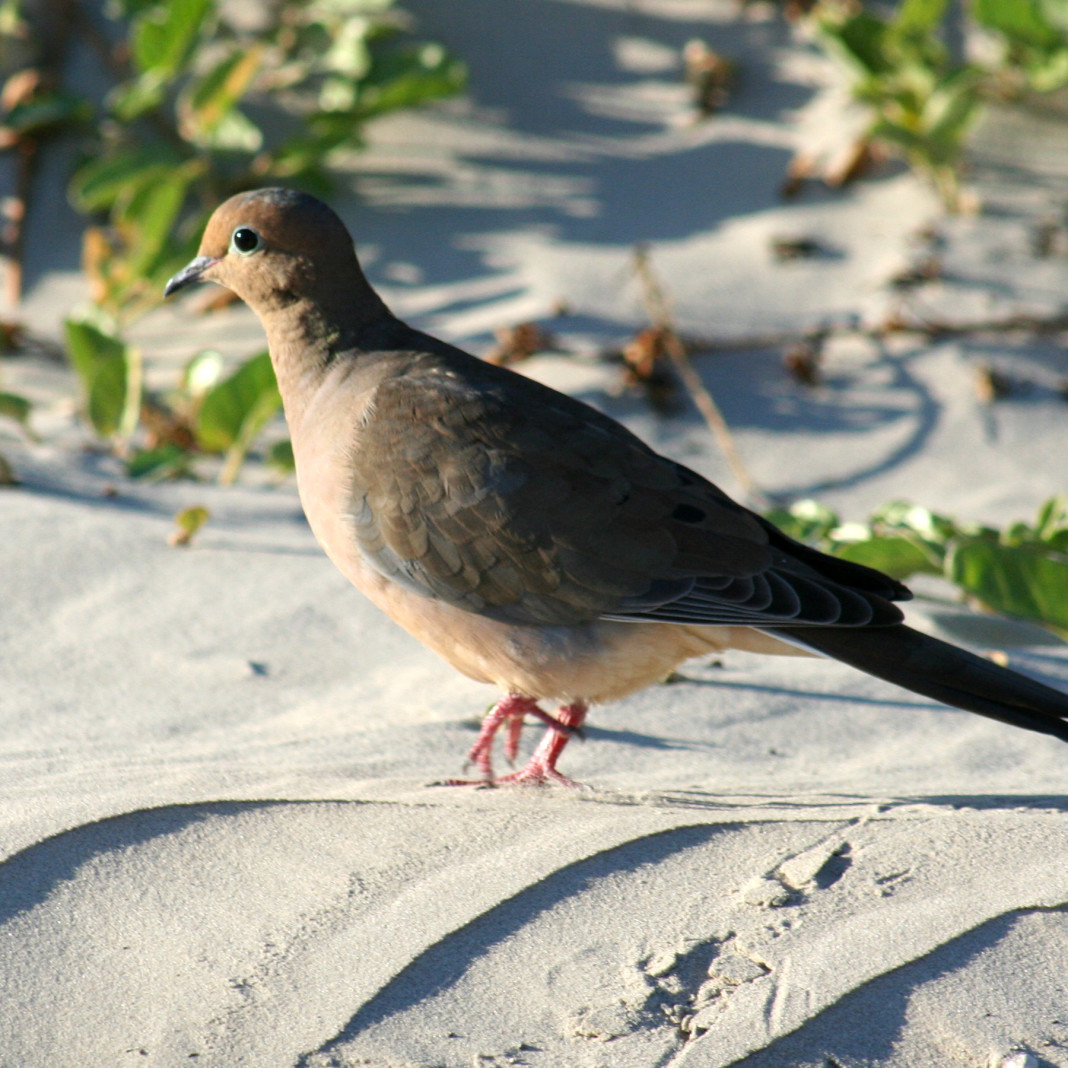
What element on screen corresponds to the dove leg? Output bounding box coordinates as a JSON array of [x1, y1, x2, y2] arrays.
[[503, 701, 586, 763], [448, 694, 587, 785], [459, 694, 540, 780], [494, 701, 588, 787]]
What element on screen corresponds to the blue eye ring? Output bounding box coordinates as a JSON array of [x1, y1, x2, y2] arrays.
[[230, 226, 262, 255]]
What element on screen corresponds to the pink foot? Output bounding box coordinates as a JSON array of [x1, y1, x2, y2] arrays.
[[492, 701, 588, 787], [445, 696, 587, 786], [457, 694, 539, 781]]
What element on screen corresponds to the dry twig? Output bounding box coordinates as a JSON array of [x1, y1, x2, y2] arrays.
[[631, 245, 764, 504]]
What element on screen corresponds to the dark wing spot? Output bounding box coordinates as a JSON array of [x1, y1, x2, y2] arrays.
[[672, 503, 706, 523]]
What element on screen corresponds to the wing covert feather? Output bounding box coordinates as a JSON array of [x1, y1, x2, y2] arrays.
[[344, 350, 903, 628]]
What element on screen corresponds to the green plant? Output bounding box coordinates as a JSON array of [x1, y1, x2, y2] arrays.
[[767, 496, 1068, 638], [973, 0, 1068, 92], [811, 0, 1068, 207], [168, 504, 210, 546], [0, 390, 34, 438], [60, 0, 464, 478], [70, 0, 464, 321], [0, 387, 34, 482], [813, 0, 982, 208]]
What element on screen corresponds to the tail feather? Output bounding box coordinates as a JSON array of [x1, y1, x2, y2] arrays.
[[779, 623, 1068, 743]]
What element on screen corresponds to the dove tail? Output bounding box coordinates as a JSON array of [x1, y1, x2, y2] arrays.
[[777, 623, 1068, 743]]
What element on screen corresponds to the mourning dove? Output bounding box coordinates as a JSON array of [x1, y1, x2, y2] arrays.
[[166, 188, 1068, 785]]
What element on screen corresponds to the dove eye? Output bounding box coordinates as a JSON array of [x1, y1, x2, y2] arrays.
[[230, 226, 262, 255]]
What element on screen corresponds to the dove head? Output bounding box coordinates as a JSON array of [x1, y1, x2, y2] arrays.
[[165, 188, 374, 317]]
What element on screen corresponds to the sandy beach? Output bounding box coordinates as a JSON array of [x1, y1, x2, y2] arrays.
[[2, 2, 1068, 1065]]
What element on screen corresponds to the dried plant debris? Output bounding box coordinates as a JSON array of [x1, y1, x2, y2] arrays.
[[484, 322, 556, 367], [888, 255, 943, 291], [682, 39, 735, 117], [140, 400, 197, 453], [0, 319, 24, 353], [782, 338, 823, 386], [631, 245, 762, 502], [1030, 217, 1064, 258], [780, 138, 883, 199], [780, 0, 820, 21], [619, 326, 679, 411], [0, 449, 16, 484], [740, 0, 816, 20], [0, 11, 88, 305], [769, 235, 834, 262], [974, 363, 1015, 403]]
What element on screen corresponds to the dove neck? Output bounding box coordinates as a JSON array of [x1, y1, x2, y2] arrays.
[[262, 281, 390, 412]]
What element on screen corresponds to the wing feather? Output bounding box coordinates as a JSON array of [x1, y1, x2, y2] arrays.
[[343, 346, 907, 629]]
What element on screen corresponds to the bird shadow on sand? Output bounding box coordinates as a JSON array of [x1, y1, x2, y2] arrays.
[[660, 673, 940, 713]]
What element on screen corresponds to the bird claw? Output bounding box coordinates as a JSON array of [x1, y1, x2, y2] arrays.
[[450, 695, 588, 786], [491, 759, 585, 788]]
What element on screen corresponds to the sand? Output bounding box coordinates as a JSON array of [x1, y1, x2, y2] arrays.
[[2, 2, 1067, 1066]]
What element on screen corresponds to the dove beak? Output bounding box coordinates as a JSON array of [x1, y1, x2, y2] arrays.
[[164, 256, 220, 298]]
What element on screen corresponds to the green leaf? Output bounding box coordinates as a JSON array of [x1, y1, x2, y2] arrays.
[[131, 0, 214, 79], [266, 437, 295, 473], [835, 535, 938, 580], [893, 0, 949, 37], [0, 391, 34, 439], [870, 118, 931, 157], [3, 91, 90, 135], [1034, 495, 1068, 540], [69, 148, 181, 213], [0, 0, 25, 35], [871, 501, 960, 547], [973, 0, 1063, 49], [63, 316, 142, 439], [169, 504, 210, 546], [195, 351, 279, 451], [179, 45, 264, 145], [120, 170, 194, 275], [195, 351, 281, 482], [817, 9, 894, 78], [1028, 48, 1068, 91], [322, 16, 374, 79], [127, 442, 191, 479], [352, 45, 466, 118], [1039, 0, 1068, 35], [947, 537, 1068, 633], [182, 349, 224, 398], [765, 498, 839, 545], [200, 107, 263, 152], [107, 74, 167, 122], [1004, 520, 1033, 546], [924, 69, 982, 150]]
